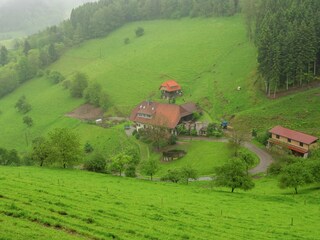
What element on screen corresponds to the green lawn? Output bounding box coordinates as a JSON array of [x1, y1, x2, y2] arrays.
[[1, 166, 320, 240], [156, 141, 233, 176]]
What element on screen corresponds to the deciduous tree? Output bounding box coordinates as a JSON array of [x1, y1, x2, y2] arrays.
[[279, 161, 313, 194], [142, 159, 159, 180], [215, 158, 254, 192], [48, 128, 82, 168]]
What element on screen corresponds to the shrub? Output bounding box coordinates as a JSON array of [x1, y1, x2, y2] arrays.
[[256, 131, 270, 145], [83, 153, 106, 173], [125, 165, 136, 177], [84, 142, 94, 153], [161, 169, 181, 183], [124, 37, 130, 44], [168, 135, 177, 145], [135, 27, 144, 37], [47, 71, 65, 84]]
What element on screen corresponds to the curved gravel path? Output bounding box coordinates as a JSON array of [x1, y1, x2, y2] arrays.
[[178, 136, 274, 177]]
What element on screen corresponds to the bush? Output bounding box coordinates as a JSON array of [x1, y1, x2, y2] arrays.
[[0, 148, 20, 166], [125, 165, 136, 177], [256, 131, 270, 145], [135, 27, 144, 37], [168, 135, 177, 145], [190, 129, 197, 136], [124, 37, 130, 44], [161, 169, 181, 183], [47, 71, 65, 84], [84, 142, 94, 153], [83, 153, 106, 173]]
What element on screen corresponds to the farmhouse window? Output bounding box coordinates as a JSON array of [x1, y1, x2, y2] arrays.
[[288, 138, 291, 143], [276, 135, 280, 139], [299, 142, 303, 147]]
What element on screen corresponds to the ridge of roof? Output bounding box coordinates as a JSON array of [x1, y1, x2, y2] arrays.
[[269, 125, 318, 145]]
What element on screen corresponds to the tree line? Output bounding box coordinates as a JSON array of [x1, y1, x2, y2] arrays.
[[243, 0, 320, 96]]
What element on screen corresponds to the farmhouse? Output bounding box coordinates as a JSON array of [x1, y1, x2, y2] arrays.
[[268, 125, 318, 158], [159, 80, 182, 99], [129, 101, 197, 133]]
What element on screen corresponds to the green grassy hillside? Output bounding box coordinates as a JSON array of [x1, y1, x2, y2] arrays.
[[0, 14, 319, 152], [50, 15, 259, 116], [1, 166, 320, 240], [0, 15, 259, 151]]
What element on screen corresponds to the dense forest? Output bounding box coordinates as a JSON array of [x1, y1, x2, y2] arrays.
[[244, 0, 320, 96]]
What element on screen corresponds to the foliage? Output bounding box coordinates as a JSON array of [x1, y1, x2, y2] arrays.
[[48, 128, 82, 168], [124, 37, 130, 45], [238, 149, 255, 174], [83, 152, 106, 173], [85, 82, 102, 106], [23, 116, 33, 128], [31, 137, 51, 167], [141, 159, 159, 180], [47, 71, 65, 84], [179, 166, 198, 184], [255, 131, 270, 145], [161, 169, 181, 183], [15, 96, 32, 114], [140, 126, 171, 150], [70, 72, 88, 98], [84, 142, 94, 154], [135, 27, 144, 37], [0, 46, 8, 66], [206, 123, 220, 137], [250, 0, 320, 95], [109, 153, 132, 176], [279, 160, 314, 194], [125, 165, 137, 178], [215, 158, 255, 192], [160, 166, 197, 184], [0, 148, 20, 166]]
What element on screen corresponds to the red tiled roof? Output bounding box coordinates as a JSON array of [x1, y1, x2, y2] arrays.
[[129, 101, 195, 129], [269, 126, 318, 145], [160, 80, 181, 92]]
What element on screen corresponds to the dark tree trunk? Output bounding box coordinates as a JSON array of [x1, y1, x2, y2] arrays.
[[63, 163, 66, 168], [231, 188, 235, 193], [295, 187, 298, 194]]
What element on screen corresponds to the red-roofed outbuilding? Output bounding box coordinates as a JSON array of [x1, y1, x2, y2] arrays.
[[159, 80, 182, 99], [268, 126, 318, 157]]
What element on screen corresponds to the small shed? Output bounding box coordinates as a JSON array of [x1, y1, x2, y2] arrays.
[[159, 80, 182, 99]]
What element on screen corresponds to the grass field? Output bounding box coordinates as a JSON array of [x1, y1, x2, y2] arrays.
[[1, 166, 320, 240], [156, 141, 233, 176]]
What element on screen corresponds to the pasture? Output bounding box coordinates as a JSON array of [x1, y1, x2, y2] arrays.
[[1, 166, 320, 240]]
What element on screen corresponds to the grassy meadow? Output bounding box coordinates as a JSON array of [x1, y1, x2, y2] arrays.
[[50, 15, 259, 116], [156, 141, 233, 176], [1, 166, 320, 240]]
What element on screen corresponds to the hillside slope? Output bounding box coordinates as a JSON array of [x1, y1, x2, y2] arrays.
[[1, 15, 319, 152], [0, 15, 258, 150], [1, 166, 320, 240], [50, 15, 259, 116]]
